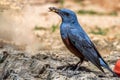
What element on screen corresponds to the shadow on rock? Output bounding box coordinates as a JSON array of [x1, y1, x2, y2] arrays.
[[57, 64, 91, 72]]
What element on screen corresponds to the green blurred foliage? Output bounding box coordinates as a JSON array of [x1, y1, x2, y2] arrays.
[[34, 25, 47, 30], [77, 10, 98, 15], [90, 26, 109, 35], [51, 24, 59, 32], [77, 10, 118, 16], [108, 11, 118, 16]]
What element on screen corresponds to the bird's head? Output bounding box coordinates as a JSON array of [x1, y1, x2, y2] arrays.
[[49, 7, 78, 24]]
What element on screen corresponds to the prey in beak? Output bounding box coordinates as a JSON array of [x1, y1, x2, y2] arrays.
[[49, 7, 60, 13]]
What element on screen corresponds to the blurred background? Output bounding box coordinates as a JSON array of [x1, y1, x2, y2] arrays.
[[0, 0, 120, 56]]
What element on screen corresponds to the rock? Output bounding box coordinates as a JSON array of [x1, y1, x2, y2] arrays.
[[0, 44, 120, 80]]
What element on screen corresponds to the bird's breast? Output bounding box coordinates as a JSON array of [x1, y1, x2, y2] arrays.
[[61, 36, 84, 59]]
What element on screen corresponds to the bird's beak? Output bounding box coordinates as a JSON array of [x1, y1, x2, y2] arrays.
[[49, 7, 60, 13]]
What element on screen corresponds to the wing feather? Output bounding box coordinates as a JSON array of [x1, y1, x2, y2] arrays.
[[68, 28, 105, 72]]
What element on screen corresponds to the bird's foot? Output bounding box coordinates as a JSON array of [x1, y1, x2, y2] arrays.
[[57, 60, 83, 72], [57, 63, 81, 71], [57, 64, 75, 71], [73, 60, 83, 71], [57, 64, 81, 77]]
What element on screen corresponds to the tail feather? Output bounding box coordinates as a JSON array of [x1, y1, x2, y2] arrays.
[[106, 66, 118, 77], [99, 58, 118, 77]]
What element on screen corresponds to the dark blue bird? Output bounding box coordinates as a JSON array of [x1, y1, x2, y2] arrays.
[[49, 7, 117, 77]]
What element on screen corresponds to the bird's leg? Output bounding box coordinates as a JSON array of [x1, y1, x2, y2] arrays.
[[61, 58, 84, 71], [61, 62, 80, 72], [74, 58, 84, 71], [61, 63, 71, 71]]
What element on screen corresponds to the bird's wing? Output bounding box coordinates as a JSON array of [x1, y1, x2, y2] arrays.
[[68, 28, 105, 72]]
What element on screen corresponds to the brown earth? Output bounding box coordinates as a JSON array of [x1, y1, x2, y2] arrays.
[[0, 43, 120, 80]]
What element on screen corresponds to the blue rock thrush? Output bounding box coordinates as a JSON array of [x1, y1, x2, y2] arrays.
[[49, 7, 118, 77]]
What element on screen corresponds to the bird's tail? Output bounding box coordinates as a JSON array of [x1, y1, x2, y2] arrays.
[[99, 58, 118, 77]]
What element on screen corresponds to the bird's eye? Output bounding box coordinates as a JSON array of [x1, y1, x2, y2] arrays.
[[65, 13, 69, 16]]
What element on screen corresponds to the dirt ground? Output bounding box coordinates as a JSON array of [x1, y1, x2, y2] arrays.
[[0, 0, 120, 80], [0, 43, 120, 80]]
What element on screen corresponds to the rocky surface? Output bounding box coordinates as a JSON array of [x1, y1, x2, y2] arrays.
[[0, 43, 120, 80]]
